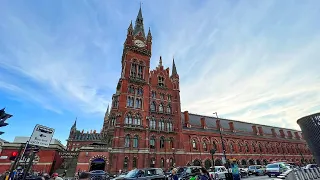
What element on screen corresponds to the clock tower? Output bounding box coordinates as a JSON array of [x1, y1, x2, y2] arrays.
[[104, 6, 152, 150]]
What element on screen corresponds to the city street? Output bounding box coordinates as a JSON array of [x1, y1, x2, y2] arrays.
[[245, 175, 278, 180]]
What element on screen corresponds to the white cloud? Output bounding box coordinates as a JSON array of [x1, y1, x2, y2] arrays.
[[0, 0, 319, 131]]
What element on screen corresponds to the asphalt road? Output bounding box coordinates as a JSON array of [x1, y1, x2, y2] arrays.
[[245, 175, 281, 180]]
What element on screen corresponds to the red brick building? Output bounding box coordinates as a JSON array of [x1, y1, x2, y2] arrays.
[[67, 7, 314, 173]]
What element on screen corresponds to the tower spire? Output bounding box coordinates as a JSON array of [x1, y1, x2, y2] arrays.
[[133, 5, 145, 38], [105, 104, 110, 116], [159, 56, 163, 67], [172, 57, 178, 76]]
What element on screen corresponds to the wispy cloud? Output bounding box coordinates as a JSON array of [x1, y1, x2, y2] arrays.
[[0, 0, 319, 134]]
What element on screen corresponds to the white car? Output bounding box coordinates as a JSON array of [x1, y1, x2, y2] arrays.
[[208, 166, 228, 180]]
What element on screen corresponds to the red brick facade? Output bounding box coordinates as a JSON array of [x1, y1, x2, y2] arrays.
[[69, 7, 314, 174], [0, 143, 64, 173]]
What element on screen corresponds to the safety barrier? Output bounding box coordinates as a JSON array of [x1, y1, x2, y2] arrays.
[[276, 167, 320, 180]]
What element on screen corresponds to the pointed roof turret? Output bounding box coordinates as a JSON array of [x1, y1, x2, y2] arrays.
[[105, 104, 110, 116], [133, 6, 146, 38], [159, 56, 163, 67], [147, 27, 152, 40], [172, 57, 178, 76], [71, 118, 77, 130], [128, 21, 133, 33]]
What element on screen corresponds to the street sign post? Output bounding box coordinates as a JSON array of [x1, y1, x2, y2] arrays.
[[29, 124, 55, 147]]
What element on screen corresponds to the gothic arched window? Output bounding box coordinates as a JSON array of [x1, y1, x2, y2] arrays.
[[166, 105, 171, 114], [159, 104, 164, 113], [169, 138, 174, 149], [128, 85, 135, 94], [130, 63, 137, 77], [133, 114, 141, 125], [126, 97, 134, 107], [213, 141, 217, 150], [252, 143, 256, 152], [158, 76, 164, 87], [149, 117, 156, 130], [133, 135, 139, 148], [167, 121, 173, 132], [133, 157, 137, 168], [259, 143, 263, 153], [161, 158, 165, 168], [203, 141, 208, 151], [150, 101, 156, 112], [125, 113, 133, 125], [160, 137, 165, 149], [125, 135, 130, 147], [137, 87, 143, 96], [150, 136, 155, 149], [245, 143, 249, 152], [124, 157, 129, 170], [238, 143, 242, 152], [159, 118, 165, 131], [230, 143, 234, 153], [192, 139, 197, 150]]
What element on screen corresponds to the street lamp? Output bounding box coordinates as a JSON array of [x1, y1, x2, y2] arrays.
[[212, 112, 229, 169]]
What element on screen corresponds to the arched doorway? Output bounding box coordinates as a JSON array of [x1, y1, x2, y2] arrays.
[[249, 159, 255, 165], [241, 159, 247, 167], [90, 158, 106, 171], [256, 159, 261, 165], [263, 159, 268, 165], [215, 159, 222, 166], [193, 159, 201, 166], [204, 159, 212, 169], [150, 157, 156, 168]]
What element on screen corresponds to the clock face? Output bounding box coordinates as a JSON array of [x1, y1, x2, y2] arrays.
[[134, 40, 145, 47]]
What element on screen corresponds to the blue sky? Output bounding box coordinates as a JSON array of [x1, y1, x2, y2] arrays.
[[0, 0, 320, 144]]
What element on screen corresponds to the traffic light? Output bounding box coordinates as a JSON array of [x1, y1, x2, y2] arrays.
[[9, 151, 18, 161]]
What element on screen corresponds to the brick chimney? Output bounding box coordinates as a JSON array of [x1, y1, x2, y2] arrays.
[[258, 127, 264, 136], [287, 131, 293, 138], [252, 125, 258, 135], [184, 111, 190, 127], [294, 132, 301, 139], [93, 130, 96, 134], [200, 117, 206, 129], [216, 120, 221, 130], [271, 128, 277, 137], [229, 122, 235, 132], [279, 129, 285, 138]]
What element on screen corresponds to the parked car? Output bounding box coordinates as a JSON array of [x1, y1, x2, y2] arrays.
[[175, 166, 202, 180], [239, 168, 248, 178], [208, 166, 228, 180], [248, 165, 265, 176], [123, 168, 166, 180], [265, 163, 287, 177], [304, 164, 318, 169], [90, 170, 110, 180]]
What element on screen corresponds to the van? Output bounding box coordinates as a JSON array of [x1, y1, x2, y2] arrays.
[[265, 163, 287, 177]]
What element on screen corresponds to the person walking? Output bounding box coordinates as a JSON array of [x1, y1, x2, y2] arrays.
[[198, 168, 211, 180], [170, 168, 178, 180]]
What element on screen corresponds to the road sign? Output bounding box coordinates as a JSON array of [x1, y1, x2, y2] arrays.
[[29, 124, 55, 147]]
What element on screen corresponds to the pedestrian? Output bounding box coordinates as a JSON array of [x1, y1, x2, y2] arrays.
[[171, 168, 178, 180], [52, 173, 63, 180], [198, 168, 211, 180]]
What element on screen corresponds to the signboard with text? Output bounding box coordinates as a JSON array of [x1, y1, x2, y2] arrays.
[[59, 151, 79, 158], [29, 124, 55, 147]]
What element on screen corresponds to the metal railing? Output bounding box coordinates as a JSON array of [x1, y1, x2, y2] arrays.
[[276, 167, 320, 180]]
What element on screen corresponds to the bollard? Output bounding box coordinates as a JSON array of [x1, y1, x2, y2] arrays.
[[285, 170, 297, 180], [302, 169, 310, 180], [311, 168, 317, 178], [296, 169, 305, 180], [314, 168, 320, 178], [308, 168, 315, 179]]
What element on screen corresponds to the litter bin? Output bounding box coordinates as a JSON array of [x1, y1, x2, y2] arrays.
[[225, 172, 233, 180]]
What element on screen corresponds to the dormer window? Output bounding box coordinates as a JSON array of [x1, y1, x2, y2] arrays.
[[158, 76, 164, 87]]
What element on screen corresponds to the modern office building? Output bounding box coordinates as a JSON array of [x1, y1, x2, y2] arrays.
[[297, 112, 320, 165]]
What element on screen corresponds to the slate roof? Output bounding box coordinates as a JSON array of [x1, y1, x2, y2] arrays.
[[181, 112, 302, 139], [70, 130, 103, 141]]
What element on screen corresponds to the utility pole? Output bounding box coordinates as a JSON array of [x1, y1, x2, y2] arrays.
[[213, 112, 228, 168]]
